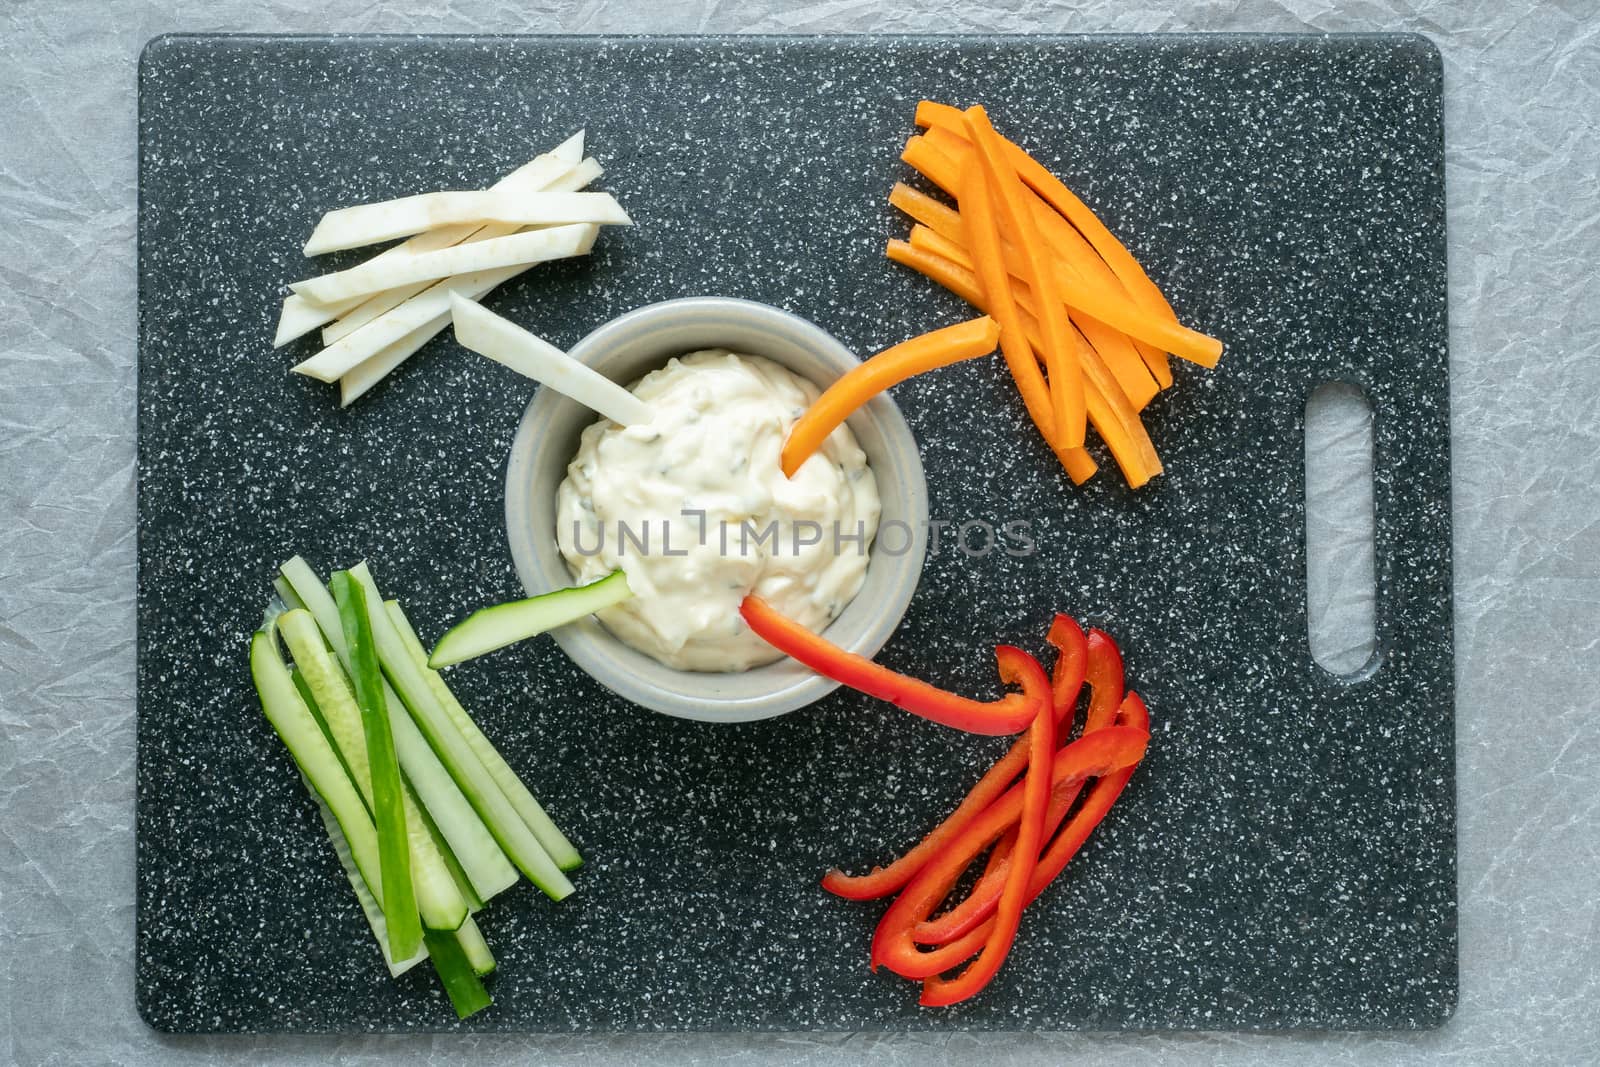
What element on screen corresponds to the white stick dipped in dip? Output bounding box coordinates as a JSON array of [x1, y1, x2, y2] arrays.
[[556, 349, 880, 671]]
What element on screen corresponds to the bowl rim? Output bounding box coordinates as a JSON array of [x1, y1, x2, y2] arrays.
[[504, 295, 928, 723]]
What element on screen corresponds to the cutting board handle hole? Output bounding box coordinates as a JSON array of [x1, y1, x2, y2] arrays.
[[1304, 382, 1379, 679]]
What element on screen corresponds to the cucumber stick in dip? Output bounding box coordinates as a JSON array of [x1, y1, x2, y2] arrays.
[[279, 557, 519, 904], [331, 572, 422, 961], [278, 609, 468, 932], [349, 563, 575, 901], [387, 599, 582, 871], [251, 627, 386, 909], [427, 569, 631, 668]]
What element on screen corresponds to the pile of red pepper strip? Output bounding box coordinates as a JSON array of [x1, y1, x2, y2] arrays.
[[739, 595, 1151, 1007]]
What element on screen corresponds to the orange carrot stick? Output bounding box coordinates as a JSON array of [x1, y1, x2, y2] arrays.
[[918, 100, 1181, 317], [1052, 441, 1099, 485], [883, 241, 1098, 484], [965, 105, 1085, 450], [889, 182, 966, 244], [904, 134, 1218, 370], [1069, 324, 1163, 487], [919, 124, 1176, 389], [886, 239, 1159, 487], [1074, 314, 1162, 410], [958, 163, 1059, 450], [919, 101, 1177, 311], [780, 317, 1000, 478], [901, 147, 1174, 392], [908, 224, 1160, 411], [916, 106, 1216, 372], [909, 133, 1139, 309]]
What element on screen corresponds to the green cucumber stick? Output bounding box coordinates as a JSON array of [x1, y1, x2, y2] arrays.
[[248, 628, 384, 917], [331, 571, 422, 962], [349, 563, 572, 900], [423, 928, 492, 1020], [279, 556, 519, 904], [278, 609, 467, 932], [387, 599, 581, 870]]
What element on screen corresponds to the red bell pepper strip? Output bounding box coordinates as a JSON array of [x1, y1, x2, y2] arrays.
[[912, 691, 1151, 947], [822, 645, 1054, 900], [951, 614, 1091, 901], [739, 595, 1042, 735], [918, 679, 1056, 1007], [823, 618, 1086, 900], [869, 725, 1149, 981], [921, 617, 1107, 921], [1047, 614, 1090, 720], [948, 774, 1085, 938], [1081, 628, 1126, 734]]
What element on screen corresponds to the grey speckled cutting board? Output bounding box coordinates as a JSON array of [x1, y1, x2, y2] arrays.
[[135, 33, 1453, 1033]]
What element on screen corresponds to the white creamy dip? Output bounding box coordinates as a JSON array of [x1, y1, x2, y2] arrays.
[[556, 349, 880, 672]]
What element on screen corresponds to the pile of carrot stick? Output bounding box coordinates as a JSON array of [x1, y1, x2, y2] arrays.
[[888, 102, 1223, 488]]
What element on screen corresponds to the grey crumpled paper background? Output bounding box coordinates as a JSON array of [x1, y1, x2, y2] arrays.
[[2, 1, 1597, 1065]]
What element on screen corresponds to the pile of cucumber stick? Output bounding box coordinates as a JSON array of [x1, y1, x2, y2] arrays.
[[249, 556, 579, 1019]]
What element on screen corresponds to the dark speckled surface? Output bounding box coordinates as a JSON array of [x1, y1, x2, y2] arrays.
[[136, 34, 1452, 1033]]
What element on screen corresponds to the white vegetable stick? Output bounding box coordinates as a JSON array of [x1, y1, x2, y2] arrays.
[[449, 294, 653, 427], [547, 129, 585, 166], [274, 291, 365, 347], [303, 191, 630, 256], [293, 224, 599, 382], [273, 132, 586, 347], [337, 316, 449, 407], [539, 155, 603, 195], [322, 156, 604, 346], [295, 227, 600, 306], [322, 283, 437, 348], [328, 157, 612, 398], [336, 253, 525, 406]]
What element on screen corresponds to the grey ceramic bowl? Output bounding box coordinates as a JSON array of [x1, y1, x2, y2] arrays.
[[504, 297, 929, 722]]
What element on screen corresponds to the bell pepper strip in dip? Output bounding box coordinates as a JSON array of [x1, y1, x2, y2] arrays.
[[964, 105, 1084, 450], [916, 99, 1211, 374], [915, 691, 1151, 947], [781, 316, 999, 478], [821, 620, 1084, 901], [869, 725, 1150, 980], [738, 596, 1042, 735]]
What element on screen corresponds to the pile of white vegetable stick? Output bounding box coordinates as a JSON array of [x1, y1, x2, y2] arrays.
[[274, 132, 630, 406]]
